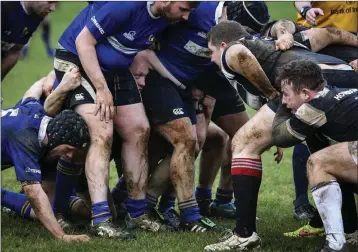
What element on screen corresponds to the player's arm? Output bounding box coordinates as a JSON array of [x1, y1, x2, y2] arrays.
[[294, 1, 324, 26], [76, 2, 134, 122], [9, 132, 89, 242], [272, 102, 323, 147], [22, 78, 46, 102], [1, 44, 23, 81], [270, 20, 296, 51], [226, 44, 279, 100], [44, 68, 81, 116]]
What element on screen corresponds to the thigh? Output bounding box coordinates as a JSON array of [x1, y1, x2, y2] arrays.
[[232, 104, 276, 156], [310, 142, 358, 184], [142, 71, 195, 125]]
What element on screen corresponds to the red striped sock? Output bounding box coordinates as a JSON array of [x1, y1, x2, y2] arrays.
[[231, 158, 262, 177]]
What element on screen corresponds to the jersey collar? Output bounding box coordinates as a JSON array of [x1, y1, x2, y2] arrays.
[[147, 1, 161, 19], [20, 1, 30, 15], [38, 116, 51, 147]]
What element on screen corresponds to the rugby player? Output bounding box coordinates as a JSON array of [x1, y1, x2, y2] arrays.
[[1, 1, 57, 81], [129, 1, 255, 230], [203, 20, 358, 251], [272, 59, 358, 252], [1, 76, 90, 242], [53, 1, 199, 237]]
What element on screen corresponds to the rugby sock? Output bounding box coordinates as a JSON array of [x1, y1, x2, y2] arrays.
[[311, 181, 345, 250], [125, 198, 147, 218], [292, 144, 310, 207], [53, 158, 83, 214], [231, 158, 262, 238], [1, 189, 32, 219], [91, 201, 111, 226], [111, 176, 127, 206], [146, 193, 158, 210], [41, 21, 53, 56], [340, 182, 358, 234], [178, 199, 201, 223], [195, 187, 212, 201], [214, 188, 233, 205], [159, 194, 176, 213]]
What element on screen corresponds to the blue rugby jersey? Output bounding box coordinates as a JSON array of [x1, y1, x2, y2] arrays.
[[1, 1, 43, 55], [1, 98, 50, 183], [156, 2, 224, 82], [59, 1, 167, 71]]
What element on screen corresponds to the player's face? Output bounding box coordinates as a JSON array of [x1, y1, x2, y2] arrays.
[[281, 81, 305, 113], [32, 1, 57, 17], [162, 2, 194, 22], [130, 55, 149, 90], [208, 41, 223, 69], [48, 144, 78, 159]]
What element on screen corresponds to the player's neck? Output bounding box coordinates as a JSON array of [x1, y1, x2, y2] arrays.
[[149, 2, 162, 18], [21, 2, 32, 15]]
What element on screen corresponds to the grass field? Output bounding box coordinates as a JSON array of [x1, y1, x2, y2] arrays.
[[1, 2, 325, 252]]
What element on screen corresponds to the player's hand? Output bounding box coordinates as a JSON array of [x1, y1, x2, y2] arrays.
[[305, 8, 324, 26], [275, 33, 294, 51], [202, 94, 216, 108], [266, 90, 280, 100], [349, 59, 358, 72], [274, 146, 284, 164], [94, 87, 114, 123], [61, 68, 81, 92], [61, 234, 90, 243]]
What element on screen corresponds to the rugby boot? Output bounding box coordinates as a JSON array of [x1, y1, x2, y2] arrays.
[[204, 231, 262, 251], [125, 213, 174, 232], [90, 218, 135, 239], [294, 203, 317, 220], [180, 217, 229, 233], [209, 201, 236, 219], [148, 207, 180, 231], [317, 241, 355, 252], [284, 223, 325, 238]]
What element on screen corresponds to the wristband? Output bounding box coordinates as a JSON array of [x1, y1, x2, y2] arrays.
[[300, 6, 311, 19]]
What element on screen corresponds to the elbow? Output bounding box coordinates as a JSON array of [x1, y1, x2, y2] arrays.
[[23, 184, 41, 200], [271, 128, 292, 148]]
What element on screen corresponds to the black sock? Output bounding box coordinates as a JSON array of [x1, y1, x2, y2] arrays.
[[292, 144, 310, 208], [340, 182, 358, 234], [232, 158, 262, 237]]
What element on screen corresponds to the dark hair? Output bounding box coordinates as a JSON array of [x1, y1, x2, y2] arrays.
[[227, 1, 270, 33], [187, 1, 201, 8], [276, 60, 326, 93], [46, 110, 90, 150], [207, 20, 250, 46]]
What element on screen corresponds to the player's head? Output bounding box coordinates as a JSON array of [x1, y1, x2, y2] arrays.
[[207, 21, 249, 67], [130, 51, 150, 90], [227, 1, 270, 33], [160, 1, 200, 22], [46, 110, 90, 159], [277, 60, 326, 112], [26, 1, 57, 18]]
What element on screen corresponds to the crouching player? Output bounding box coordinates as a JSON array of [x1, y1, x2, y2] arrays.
[[272, 60, 358, 252], [1, 71, 90, 242]]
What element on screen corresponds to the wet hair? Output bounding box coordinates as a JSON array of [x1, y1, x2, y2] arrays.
[[46, 110, 90, 150], [207, 20, 250, 46], [276, 60, 326, 93], [227, 1, 271, 33]]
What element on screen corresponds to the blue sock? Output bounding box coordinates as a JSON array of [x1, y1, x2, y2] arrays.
[[178, 199, 201, 223], [91, 201, 111, 226], [41, 22, 52, 51], [195, 187, 212, 201], [1, 189, 32, 219], [125, 198, 147, 218], [215, 188, 233, 204], [111, 176, 127, 206], [159, 194, 176, 213], [146, 193, 158, 210], [53, 158, 83, 214]]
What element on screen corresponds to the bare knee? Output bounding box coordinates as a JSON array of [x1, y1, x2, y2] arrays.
[[203, 127, 229, 151]]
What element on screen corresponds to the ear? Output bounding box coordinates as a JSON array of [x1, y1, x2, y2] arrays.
[[301, 88, 311, 101], [220, 41, 227, 48]]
